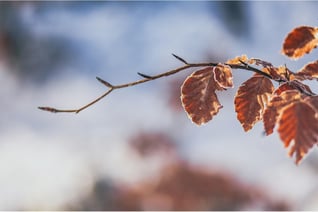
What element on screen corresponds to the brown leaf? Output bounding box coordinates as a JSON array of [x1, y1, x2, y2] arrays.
[[273, 82, 299, 96], [234, 74, 274, 131], [274, 81, 315, 96], [278, 100, 318, 164], [282, 26, 318, 59], [294, 60, 318, 80], [262, 66, 289, 82], [263, 90, 301, 135], [262, 66, 286, 80], [289, 80, 316, 96], [181, 67, 223, 125], [213, 64, 233, 88]]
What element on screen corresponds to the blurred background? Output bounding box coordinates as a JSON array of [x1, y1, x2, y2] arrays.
[[1, 1, 318, 210]]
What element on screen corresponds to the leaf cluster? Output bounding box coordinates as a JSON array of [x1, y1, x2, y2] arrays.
[[182, 26, 318, 164]]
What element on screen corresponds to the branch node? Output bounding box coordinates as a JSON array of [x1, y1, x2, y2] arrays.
[[96, 77, 113, 88], [172, 53, 188, 64]]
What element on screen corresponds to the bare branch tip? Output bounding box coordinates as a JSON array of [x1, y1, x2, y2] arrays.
[[38, 106, 58, 113], [172, 53, 188, 64], [96, 77, 113, 88]]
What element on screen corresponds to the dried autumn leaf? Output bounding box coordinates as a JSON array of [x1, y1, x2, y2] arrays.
[[290, 80, 316, 96], [234, 74, 274, 131], [274, 81, 315, 96], [262, 66, 287, 81], [248, 58, 273, 68], [245, 59, 293, 81], [181, 67, 223, 125], [213, 64, 233, 88], [278, 100, 318, 164], [263, 90, 301, 135], [282, 26, 318, 59], [294, 60, 318, 80], [273, 82, 299, 96], [226, 54, 248, 65]]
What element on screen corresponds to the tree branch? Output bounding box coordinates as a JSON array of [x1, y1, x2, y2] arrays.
[[38, 58, 277, 114]]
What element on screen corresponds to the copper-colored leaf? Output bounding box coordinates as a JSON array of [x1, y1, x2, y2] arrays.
[[282, 26, 318, 59], [234, 74, 274, 131], [278, 100, 318, 164], [263, 90, 301, 135], [294, 60, 318, 80], [274, 81, 315, 96], [181, 67, 223, 125], [289, 80, 316, 96], [213, 64, 233, 88], [273, 82, 299, 96]]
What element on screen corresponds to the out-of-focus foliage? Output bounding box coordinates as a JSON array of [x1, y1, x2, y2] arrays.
[[69, 131, 289, 211], [282, 26, 318, 59]]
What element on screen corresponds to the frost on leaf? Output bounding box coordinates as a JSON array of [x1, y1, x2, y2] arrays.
[[278, 100, 318, 164], [263, 90, 301, 135], [282, 26, 318, 59], [234, 74, 274, 131], [213, 64, 233, 88], [181, 67, 223, 125], [294, 60, 318, 80]]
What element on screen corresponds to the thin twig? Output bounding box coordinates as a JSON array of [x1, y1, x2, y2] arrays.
[[137, 72, 154, 79], [38, 60, 278, 114], [96, 77, 113, 88], [172, 53, 188, 64]]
